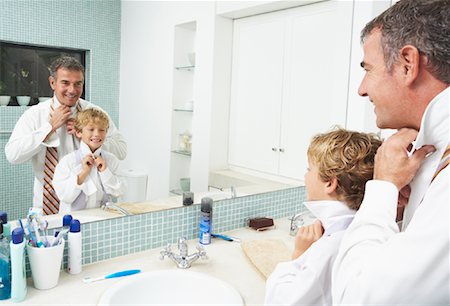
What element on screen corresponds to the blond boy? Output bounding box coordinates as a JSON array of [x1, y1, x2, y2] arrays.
[[265, 128, 381, 306], [53, 108, 123, 214]]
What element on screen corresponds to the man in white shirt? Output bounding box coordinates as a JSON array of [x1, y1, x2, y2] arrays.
[[332, 0, 449, 304], [5, 56, 127, 214]]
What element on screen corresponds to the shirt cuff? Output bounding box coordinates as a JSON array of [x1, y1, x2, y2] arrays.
[[42, 122, 60, 147], [359, 180, 399, 220], [99, 168, 114, 182]]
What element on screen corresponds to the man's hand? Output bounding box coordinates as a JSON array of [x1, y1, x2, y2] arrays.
[[292, 220, 324, 260], [374, 128, 435, 190], [66, 118, 76, 135], [93, 155, 107, 172], [45, 105, 71, 141], [396, 184, 411, 222], [50, 105, 71, 132]]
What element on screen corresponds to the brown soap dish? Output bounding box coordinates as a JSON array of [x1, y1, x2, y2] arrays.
[[246, 217, 275, 231]]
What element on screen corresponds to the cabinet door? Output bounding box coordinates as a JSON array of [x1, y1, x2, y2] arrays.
[[278, 1, 353, 180], [228, 15, 286, 174]]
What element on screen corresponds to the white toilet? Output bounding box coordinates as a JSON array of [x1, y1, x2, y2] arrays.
[[118, 169, 148, 203]]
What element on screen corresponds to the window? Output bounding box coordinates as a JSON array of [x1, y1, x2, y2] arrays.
[[0, 42, 86, 106]]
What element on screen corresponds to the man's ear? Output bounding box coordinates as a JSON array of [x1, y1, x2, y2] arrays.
[[399, 45, 421, 85], [49, 76, 56, 90], [325, 177, 338, 195]]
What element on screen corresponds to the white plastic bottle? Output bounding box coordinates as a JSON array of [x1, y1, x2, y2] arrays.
[[10, 228, 26, 302], [67, 219, 82, 275]]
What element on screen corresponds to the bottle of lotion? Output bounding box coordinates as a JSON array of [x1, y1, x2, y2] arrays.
[[68, 219, 82, 275], [10, 228, 26, 302]]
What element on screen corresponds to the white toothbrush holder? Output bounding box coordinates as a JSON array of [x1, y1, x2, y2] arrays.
[[27, 236, 65, 290]]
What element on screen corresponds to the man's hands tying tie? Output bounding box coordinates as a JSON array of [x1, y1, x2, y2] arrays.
[[374, 128, 435, 191], [50, 105, 71, 132]]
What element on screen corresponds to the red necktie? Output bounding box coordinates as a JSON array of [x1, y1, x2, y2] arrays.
[[42, 102, 82, 215]]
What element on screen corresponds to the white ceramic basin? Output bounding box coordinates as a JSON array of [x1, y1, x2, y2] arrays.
[[98, 269, 244, 305]]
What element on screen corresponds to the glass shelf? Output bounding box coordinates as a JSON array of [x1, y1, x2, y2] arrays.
[[171, 150, 191, 156], [170, 189, 183, 196], [173, 108, 193, 113], [175, 65, 195, 71]]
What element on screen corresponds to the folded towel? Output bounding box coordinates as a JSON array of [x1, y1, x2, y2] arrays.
[[241, 239, 291, 279]]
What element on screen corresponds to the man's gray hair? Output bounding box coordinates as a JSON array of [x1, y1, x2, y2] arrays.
[[361, 0, 450, 84], [50, 56, 85, 79]]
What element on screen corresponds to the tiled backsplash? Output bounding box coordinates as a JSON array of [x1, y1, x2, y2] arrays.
[[24, 186, 306, 275]]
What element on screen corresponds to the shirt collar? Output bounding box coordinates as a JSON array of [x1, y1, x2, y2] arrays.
[[52, 95, 80, 116], [414, 87, 450, 150], [303, 200, 356, 235], [79, 140, 102, 157]]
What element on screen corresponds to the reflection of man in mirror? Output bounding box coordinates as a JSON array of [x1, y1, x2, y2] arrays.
[[5, 56, 127, 215], [53, 108, 123, 214]]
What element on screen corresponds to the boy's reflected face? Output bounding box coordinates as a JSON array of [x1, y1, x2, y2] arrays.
[[76, 122, 107, 152]]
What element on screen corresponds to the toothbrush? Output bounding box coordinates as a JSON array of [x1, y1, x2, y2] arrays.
[[51, 229, 68, 247], [82, 269, 141, 283], [211, 233, 241, 243]]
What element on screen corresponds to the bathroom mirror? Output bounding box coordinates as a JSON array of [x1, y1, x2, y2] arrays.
[[0, 0, 310, 228]]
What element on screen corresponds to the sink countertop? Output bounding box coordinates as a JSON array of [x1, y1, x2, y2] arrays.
[[1, 217, 307, 306]]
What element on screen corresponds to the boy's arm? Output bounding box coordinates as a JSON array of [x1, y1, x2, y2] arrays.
[[53, 155, 85, 204], [98, 153, 124, 198]]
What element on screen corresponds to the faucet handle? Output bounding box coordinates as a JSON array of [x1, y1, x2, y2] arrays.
[[160, 243, 172, 260], [196, 244, 208, 260]]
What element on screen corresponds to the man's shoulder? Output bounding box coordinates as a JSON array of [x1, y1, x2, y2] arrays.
[[20, 100, 51, 118]]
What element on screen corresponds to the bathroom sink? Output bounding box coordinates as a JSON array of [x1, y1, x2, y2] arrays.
[[97, 269, 244, 305]]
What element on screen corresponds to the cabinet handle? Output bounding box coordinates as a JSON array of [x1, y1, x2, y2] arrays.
[[279, 148, 285, 153], [272, 147, 278, 152]]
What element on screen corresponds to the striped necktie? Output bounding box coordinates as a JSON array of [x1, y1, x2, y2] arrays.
[[42, 102, 83, 215], [431, 143, 450, 183]]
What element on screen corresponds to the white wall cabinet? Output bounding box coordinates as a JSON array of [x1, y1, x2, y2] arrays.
[[229, 1, 354, 181]]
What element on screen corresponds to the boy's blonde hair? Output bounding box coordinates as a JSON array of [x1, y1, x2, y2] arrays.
[[75, 108, 109, 132], [307, 127, 382, 210]]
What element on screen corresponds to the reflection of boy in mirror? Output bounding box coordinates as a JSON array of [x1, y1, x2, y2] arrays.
[[265, 128, 381, 306], [53, 108, 123, 214]]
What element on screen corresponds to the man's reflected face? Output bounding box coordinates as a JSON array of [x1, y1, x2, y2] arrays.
[[49, 68, 84, 107]]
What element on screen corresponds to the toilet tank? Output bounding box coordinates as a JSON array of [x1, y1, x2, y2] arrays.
[[118, 169, 148, 203]]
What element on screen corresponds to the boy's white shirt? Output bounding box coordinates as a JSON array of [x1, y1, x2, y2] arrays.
[[53, 141, 124, 214], [265, 200, 355, 306]]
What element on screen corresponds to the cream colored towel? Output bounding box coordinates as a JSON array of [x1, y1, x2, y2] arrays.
[[241, 239, 291, 279]]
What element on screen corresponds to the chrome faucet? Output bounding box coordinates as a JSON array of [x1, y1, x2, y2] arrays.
[[101, 202, 132, 216], [160, 237, 207, 269], [290, 211, 312, 236], [230, 186, 237, 198]]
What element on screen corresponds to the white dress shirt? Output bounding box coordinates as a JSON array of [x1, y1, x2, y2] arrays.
[[53, 141, 124, 214], [265, 201, 355, 306], [5, 97, 127, 211], [332, 87, 450, 304]]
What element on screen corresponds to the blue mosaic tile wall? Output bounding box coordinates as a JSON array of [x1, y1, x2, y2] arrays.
[[0, 0, 121, 221], [23, 186, 307, 276]]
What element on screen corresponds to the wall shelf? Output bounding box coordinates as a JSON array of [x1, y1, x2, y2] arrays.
[[171, 150, 191, 156]]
